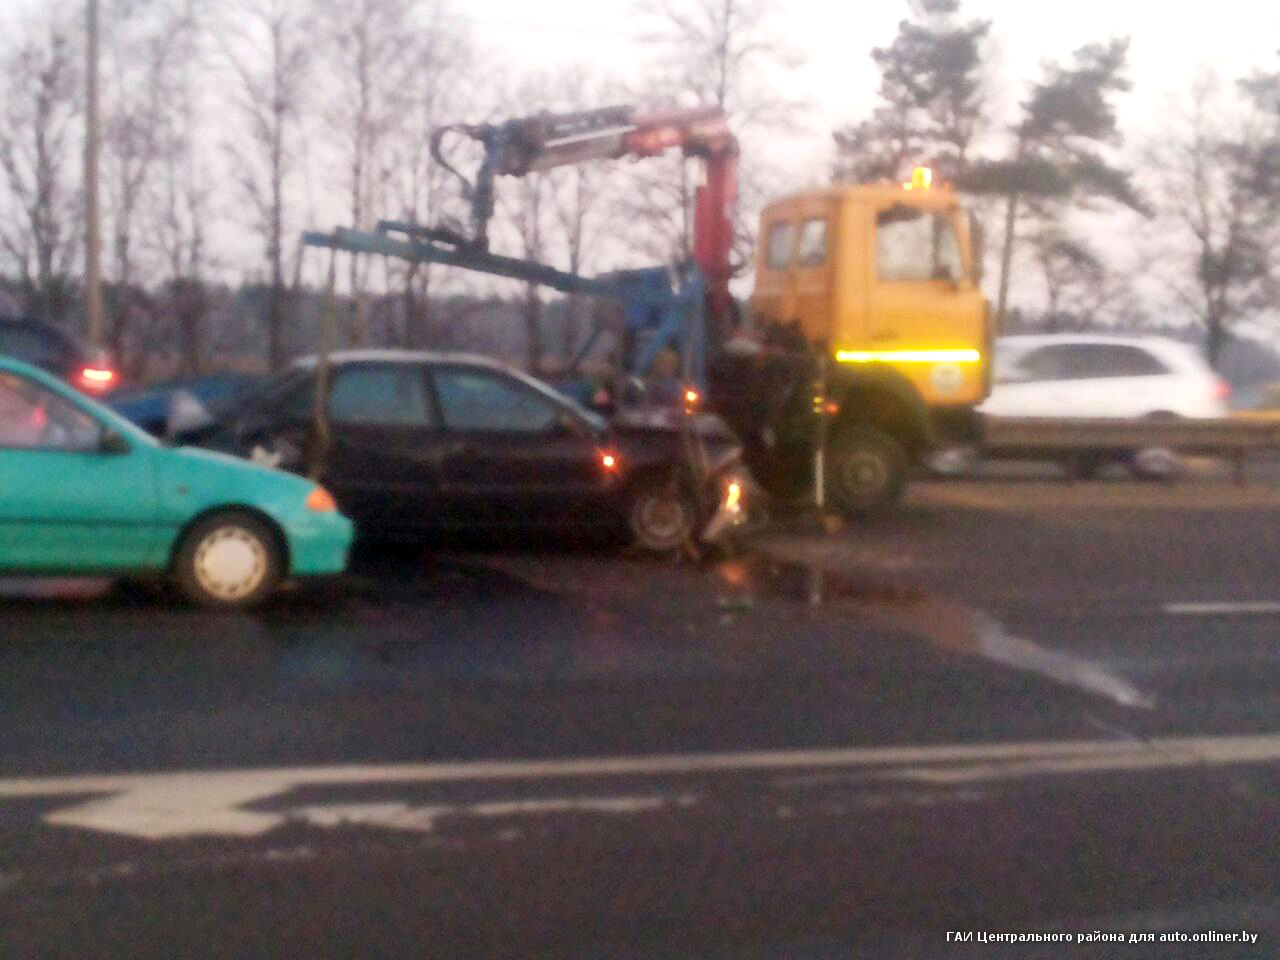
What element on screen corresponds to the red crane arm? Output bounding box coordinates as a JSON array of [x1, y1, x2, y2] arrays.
[[624, 108, 738, 322], [448, 104, 739, 323]]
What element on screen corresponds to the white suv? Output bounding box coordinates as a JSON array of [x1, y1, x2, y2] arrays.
[[980, 334, 1229, 420], [922, 334, 1233, 478]]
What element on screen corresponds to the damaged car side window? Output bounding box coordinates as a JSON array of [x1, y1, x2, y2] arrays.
[[329, 365, 433, 427], [433, 368, 558, 434]]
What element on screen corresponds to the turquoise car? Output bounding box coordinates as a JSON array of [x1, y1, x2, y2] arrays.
[[0, 357, 353, 608]]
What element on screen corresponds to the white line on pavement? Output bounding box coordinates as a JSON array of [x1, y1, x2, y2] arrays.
[[7, 733, 1280, 840], [1164, 602, 1280, 616]]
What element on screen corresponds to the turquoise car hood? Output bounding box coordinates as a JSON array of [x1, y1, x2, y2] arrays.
[[153, 443, 320, 520], [168, 442, 290, 477]]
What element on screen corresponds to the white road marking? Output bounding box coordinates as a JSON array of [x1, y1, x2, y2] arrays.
[[287, 794, 693, 834], [972, 614, 1153, 709], [7, 733, 1280, 840], [1164, 601, 1280, 616]]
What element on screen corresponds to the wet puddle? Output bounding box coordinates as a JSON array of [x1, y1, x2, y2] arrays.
[[715, 552, 1154, 710]]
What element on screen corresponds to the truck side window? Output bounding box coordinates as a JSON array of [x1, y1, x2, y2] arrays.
[[876, 207, 963, 282], [765, 222, 793, 269], [796, 219, 827, 266]]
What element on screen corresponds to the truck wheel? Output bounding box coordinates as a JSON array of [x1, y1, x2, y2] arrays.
[[172, 511, 283, 609], [627, 476, 699, 553], [1130, 446, 1182, 480], [826, 425, 908, 517]]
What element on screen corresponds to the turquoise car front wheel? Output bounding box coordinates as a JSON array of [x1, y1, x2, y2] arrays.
[[173, 511, 284, 609]]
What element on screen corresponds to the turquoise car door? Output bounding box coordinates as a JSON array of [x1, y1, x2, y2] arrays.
[[0, 370, 160, 573]]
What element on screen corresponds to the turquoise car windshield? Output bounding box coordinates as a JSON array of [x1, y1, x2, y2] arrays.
[[0, 366, 156, 450]]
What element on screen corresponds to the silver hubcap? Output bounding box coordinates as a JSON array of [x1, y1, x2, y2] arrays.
[[193, 526, 268, 601], [636, 492, 690, 545]]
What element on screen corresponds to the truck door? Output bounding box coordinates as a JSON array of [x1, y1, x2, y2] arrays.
[[864, 201, 986, 406], [791, 203, 837, 346], [754, 199, 836, 347]]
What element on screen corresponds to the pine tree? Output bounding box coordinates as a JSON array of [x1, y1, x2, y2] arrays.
[[832, 0, 991, 184]]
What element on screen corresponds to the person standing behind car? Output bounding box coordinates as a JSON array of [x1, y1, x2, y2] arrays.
[[0, 373, 51, 447]]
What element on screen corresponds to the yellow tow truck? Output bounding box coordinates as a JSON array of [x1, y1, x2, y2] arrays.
[[710, 167, 992, 513]]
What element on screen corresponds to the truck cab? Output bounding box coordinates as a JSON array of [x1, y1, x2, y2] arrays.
[[743, 171, 991, 512]]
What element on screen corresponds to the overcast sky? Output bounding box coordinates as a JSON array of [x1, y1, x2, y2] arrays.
[[456, 0, 1279, 183], [4, 0, 1276, 335], [446, 0, 1279, 334]]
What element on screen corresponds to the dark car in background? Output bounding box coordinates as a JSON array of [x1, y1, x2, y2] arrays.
[[105, 372, 270, 437], [186, 350, 749, 552], [0, 316, 119, 395]]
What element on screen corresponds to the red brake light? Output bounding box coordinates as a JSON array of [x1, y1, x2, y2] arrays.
[[1214, 379, 1231, 402], [79, 367, 116, 390]]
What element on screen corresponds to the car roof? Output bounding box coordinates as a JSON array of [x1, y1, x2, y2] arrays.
[[996, 333, 1192, 351], [0, 354, 54, 379], [994, 334, 1211, 372], [288, 349, 513, 370]]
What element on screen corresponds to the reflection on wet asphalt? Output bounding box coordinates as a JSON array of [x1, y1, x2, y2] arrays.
[[0, 535, 1153, 710], [716, 552, 1154, 710]]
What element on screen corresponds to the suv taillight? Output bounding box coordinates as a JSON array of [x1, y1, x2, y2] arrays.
[[78, 366, 117, 392]]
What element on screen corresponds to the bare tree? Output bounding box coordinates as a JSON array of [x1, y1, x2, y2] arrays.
[[0, 9, 82, 326], [545, 68, 622, 363], [1026, 224, 1104, 331], [130, 0, 214, 378], [217, 0, 311, 370], [629, 0, 806, 270], [496, 117, 555, 372], [382, 2, 472, 350], [99, 0, 187, 371], [313, 0, 422, 347], [1147, 70, 1280, 366]]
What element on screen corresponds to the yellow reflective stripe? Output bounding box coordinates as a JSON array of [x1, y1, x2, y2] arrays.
[[835, 349, 981, 364]]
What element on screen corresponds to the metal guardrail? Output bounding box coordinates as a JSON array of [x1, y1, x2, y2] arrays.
[[980, 415, 1280, 484]]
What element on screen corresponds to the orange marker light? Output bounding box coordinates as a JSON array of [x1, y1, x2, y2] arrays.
[[305, 487, 338, 512], [902, 166, 933, 191], [684, 387, 701, 408], [725, 480, 742, 512], [600, 451, 619, 471]]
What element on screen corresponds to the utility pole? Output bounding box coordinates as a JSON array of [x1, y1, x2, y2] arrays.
[[84, 0, 105, 347]]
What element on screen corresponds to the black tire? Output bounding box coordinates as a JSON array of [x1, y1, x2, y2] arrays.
[[626, 475, 700, 554], [1129, 412, 1183, 480], [1064, 453, 1107, 481], [172, 511, 284, 609], [112, 577, 171, 604], [825, 425, 909, 517], [1129, 446, 1182, 480]]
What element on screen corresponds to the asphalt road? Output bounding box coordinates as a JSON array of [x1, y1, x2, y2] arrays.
[[4, 469, 1280, 958]]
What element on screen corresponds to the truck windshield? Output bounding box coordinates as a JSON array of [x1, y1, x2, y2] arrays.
[[875, 206, 964, 283]]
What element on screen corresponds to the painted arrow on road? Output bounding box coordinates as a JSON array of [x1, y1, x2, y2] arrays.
[[6, 732, 1280, 840]]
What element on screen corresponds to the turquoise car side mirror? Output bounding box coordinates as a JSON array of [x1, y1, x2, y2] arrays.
[[99, 430, 131, 455]]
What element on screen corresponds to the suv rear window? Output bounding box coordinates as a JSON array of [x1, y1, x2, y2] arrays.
[[1014, 343, 1169, 381], [0, 323, 73, 369]]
